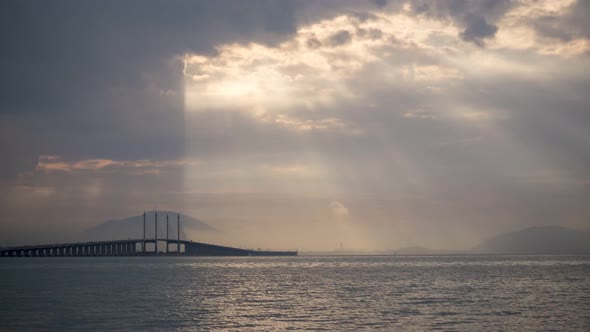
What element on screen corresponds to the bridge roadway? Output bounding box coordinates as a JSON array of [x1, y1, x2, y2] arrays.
[[0, 239, 297, 257]]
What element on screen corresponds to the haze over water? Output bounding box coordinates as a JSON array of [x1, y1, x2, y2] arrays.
[[1, 255, 589, 331]]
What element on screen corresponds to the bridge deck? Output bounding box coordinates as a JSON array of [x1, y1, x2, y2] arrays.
[[0, 239, 297, 257]]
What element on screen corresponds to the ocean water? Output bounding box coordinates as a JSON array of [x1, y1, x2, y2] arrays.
[[1, 255, 589, 331]]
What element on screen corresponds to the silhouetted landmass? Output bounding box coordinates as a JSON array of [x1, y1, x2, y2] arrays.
[[80, 211, 215, 242], [302, 226, 590, 256], [399, 226, 590, 255], [473, 226, 590, 254]]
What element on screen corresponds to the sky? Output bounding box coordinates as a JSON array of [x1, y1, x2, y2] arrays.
[[1, 0, 589, 250]]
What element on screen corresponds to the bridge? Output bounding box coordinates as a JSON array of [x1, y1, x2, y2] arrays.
[[0, 212, 297, 257]]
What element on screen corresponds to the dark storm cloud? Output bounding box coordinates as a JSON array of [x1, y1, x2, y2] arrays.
[[460, 15, 498, 46], [327, 30, 353, 47], [0, 0, 299, 106], [0, 0, 301, 178], [410, 0, 511, 45]]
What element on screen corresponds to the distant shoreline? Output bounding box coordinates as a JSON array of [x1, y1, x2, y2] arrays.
[[299, 252, 590, 256]]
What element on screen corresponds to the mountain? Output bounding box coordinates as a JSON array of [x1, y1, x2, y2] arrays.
[[80, 211, 216, 242], [473, 226, 590, 254]]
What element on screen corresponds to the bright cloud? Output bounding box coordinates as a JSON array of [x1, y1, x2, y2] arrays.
[[184, 1, 587, 134], [183, 11, 465, 132], [329, 200, 350, 218], [36, 155, 199, 174]]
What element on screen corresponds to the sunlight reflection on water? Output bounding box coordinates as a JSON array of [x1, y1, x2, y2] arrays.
[[1, 255, 589, 331]]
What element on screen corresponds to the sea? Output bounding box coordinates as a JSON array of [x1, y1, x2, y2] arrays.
[[1, 255, 589, 331]]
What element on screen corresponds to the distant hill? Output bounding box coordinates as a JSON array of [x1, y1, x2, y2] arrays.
[[80, 211, 216, 242], [301, 226, 590, 256], [473, 226, 590, 254]]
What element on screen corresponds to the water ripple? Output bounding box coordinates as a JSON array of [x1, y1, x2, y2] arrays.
[[0, 255, 589, 331]]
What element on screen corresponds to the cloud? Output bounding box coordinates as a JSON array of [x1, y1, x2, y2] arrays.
[[257, 113, 357, 133], [409, 0, 512, 46], [526, 0, 590, 41], [35, 155, 199, 174], [493, 0, 590, 56], [0, 0, 303, 181], [183, 11, 467, 131], [329, 200, 350, 217], [327, 30, 353, 46], [460, 15, 498, 46]]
